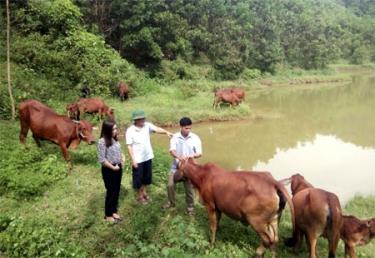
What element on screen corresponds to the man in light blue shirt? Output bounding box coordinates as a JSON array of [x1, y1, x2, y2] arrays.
[[162, 117, 202, 215]]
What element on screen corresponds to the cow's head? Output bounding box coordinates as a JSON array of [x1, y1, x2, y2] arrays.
[[290, 173, 313, 196], [106, 108, 115, 119], [177, 157, 196, 177], [75, 120, 95, 144]]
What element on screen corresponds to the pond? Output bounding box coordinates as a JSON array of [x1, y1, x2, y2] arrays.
[[154, 74, 375, 204]]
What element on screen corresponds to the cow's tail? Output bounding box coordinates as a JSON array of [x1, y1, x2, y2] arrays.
[[326, 194, 342, 258], [275, 181, 295, 237]]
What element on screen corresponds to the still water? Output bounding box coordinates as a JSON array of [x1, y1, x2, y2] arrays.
[[154, 75, 375, 203]]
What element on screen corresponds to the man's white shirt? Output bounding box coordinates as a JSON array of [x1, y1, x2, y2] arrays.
[[169, 132, 202, 171], [126, 122, 156, 163]]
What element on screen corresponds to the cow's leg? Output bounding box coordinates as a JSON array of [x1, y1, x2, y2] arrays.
[[206, 205, 218, 245], [19, 121, 29, 145], [305, 231, 318, 258], [269, 217, 279, 258], [346, 244, 357, 258], [60, 143, 73, 172], [248, 217, 273, 258], [216, 210, 222, 229], [32, 134, 41, 147], [328, 231, 340, 258], [294, 228, 304, 251], [285, 225, 303, 251], [213, 98, 217, 109]]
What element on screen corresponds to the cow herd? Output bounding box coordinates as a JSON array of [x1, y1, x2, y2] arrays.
[[178, 159, 374, 258], [16, 81, 373, 258]]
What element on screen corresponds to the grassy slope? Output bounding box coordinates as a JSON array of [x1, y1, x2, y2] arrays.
[[1, 64, 375, 257], [57, 63, 372, 129], [1, 117, 374, 257]]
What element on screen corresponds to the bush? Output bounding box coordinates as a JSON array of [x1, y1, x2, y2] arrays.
[[0, 147, 66, 199], [240, 68, 262, 80], [0, 122, 67, 198], [155, 59, 203, 81], [0, 0, 145, 119], [0, 217, 87, 257]]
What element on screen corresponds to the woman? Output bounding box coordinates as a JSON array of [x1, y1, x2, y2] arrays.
[[97, 119, 125, 223], [126, 110, 172, 204]]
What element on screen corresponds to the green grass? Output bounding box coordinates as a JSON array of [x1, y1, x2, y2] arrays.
[[0, 121, 374, 257]]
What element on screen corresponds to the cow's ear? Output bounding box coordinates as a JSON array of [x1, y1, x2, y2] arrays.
[[366, 220, 372, 228]]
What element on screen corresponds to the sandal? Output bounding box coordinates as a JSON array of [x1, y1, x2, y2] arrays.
[[144, 194, 152, 202], [137, 197, 148, 205], [162, 202, 175, 209], [113, 214, 123, 221], [187, 208, 195, 216], [104, 216, 118, 224]]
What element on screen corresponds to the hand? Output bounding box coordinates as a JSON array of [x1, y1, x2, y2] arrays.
[[132, 160, 138, 168], [166, 131, 173, 138], [113, 164, 120, 171], [177, 156, 186, 162]]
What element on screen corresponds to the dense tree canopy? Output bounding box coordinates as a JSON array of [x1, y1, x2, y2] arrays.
[[75, 0, 375, 76], [0, 0, 374, 111]]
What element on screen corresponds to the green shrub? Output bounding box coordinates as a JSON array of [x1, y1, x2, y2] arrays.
[[0, 217, 87, 257], [0, 122, 67, 198], [240, 68, 262, 80], [0, 147, 66, 199]]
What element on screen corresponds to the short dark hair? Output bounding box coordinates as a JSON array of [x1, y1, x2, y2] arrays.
[[179, 117, 192, 126]]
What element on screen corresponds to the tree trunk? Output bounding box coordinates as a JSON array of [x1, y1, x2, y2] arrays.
[[6, 0, 16, 120]]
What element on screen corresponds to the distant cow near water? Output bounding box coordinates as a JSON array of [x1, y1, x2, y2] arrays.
[[19, 99, 95, 162], [213, 87, 245, 108], [118, 81, 129, 101]]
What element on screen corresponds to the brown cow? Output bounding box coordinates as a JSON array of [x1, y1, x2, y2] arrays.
[[118, 81, 129, 101], [283, 174, 343, 258], [230, 87, 246, 101], [19, 99, 95, 162], [341, 215, 375, 258], [74, 98, 114, 120], [213, 88, 240, 108], [178, 158, 295, 258]]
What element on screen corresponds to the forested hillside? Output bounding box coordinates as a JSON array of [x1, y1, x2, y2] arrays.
[[1, 0, 375, 118], [1, 2, 375, 257]]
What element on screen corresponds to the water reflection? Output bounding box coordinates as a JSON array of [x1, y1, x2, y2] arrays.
[[253, 134, 375, 204], [154, 75, 375, 202]]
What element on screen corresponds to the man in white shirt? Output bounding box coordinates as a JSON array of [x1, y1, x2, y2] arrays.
[[126, 110, 172, 204], [162, 117, 202, 215]]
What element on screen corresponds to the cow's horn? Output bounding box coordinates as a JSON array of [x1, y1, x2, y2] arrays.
[[279, 177, 291, 185], [72, 120, 80, 124]]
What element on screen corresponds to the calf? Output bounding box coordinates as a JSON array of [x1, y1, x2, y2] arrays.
[[178, 158, 295, 258], [341, 215, 375, 258], [19, 99, 95, 162], [118, 81, 129, 101], [283, 174, 343, 258], [75, 98, 114, 120]]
